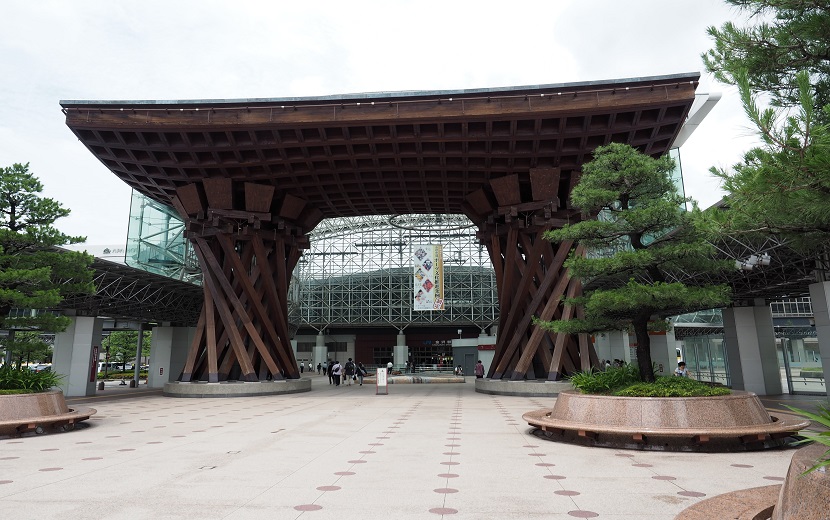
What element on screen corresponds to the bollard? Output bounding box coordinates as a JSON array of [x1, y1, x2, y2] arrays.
[[97, 381, 104, 391]]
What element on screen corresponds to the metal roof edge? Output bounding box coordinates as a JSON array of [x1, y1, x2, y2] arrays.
[[60, 72, 701, 108]]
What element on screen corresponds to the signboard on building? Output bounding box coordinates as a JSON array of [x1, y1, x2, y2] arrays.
[[412, 244, 444, 311], [89, 345, 99, 383]]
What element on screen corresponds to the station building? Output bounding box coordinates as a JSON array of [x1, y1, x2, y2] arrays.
[[54, 73, 829, 397]]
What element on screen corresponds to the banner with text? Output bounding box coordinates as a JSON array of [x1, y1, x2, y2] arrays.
[[412, 244, 444, 311]]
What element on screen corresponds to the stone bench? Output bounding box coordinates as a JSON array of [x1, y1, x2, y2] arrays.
[[0, 390, 96, 436], [522, 390, 810, 449]]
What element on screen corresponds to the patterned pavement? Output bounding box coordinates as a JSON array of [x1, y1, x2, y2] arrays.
[[0, 374, 815, 519]]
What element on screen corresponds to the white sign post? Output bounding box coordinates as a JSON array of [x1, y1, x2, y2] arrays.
[[376, 367, 388, 395]]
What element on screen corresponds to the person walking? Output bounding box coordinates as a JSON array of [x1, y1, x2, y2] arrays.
[[344, 358, 356, 386], [356, 362, 366, 386], [474, 360, 485, 379], [317, 362, 322, 375], [331, 360, 342, 386], [300, 362, 304, 374], [327, 361, 334, 384]]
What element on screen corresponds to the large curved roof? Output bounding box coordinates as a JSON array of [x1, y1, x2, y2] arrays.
[[62, 73, 699, 229]]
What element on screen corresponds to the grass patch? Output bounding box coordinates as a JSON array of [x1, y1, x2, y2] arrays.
[[0, 388, 36, 395], [568, 363, 730, 397]]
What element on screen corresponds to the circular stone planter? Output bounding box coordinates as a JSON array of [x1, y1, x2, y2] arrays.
[[675, 443, 829, 520], [523, 390, 810, 451], [164, 379, 311, 398], [0, 390, 96, 437]]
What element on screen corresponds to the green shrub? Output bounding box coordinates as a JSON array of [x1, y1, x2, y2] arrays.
[[785, 402, 830, 474], [568, 363, 641, 394], [613, 376, 731, 397], [0, 365, 63, 393], [97, 370, 148, 379]]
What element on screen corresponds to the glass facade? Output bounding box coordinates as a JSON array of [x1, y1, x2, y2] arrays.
[[126, 192, 201, 284], [683, 335, 730, 386], [293, 214, 497, 330], [775, 327, 824, 394]]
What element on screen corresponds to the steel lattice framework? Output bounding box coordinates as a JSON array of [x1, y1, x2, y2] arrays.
[[293, 214, 496, 329], [57, 255, 202, 325]]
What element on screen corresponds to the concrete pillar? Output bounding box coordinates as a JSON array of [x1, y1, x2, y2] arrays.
[[394, 333, 408, 370], [722, 304, 783, 395], [148, 326, 194, 387], [808, 281, 830, 395], [313, 331, 327, 370], [648, 329, 677, 377], [52, 316, 103, 397], [347, 337, 356, 364], [594, 330, 629, 364]]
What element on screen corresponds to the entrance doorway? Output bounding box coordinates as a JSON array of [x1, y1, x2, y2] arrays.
[[775, 328, 824, 395]]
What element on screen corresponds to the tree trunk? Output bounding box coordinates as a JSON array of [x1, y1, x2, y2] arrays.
[[632, 317, 655, 383]]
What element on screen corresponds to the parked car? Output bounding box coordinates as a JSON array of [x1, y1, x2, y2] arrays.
[[28, 364, 51, 372]]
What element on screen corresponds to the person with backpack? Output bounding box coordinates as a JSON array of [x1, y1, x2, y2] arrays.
[[331, 360, 342, 386], [356, 362, 367, 386], [344, 358, 356, 386]]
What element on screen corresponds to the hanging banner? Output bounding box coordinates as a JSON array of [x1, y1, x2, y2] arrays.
[[412, 244, 444, 311]]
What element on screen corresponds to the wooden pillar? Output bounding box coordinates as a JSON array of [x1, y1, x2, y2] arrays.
[[466, 168, 598, 381], [171, 180, 321, 382]]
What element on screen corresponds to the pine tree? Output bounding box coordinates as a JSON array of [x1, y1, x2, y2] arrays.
[[5, 331, 51, 369], [541, 144, 732, 382], [703, 0, 830, 116], [0, 163, 94, 333], [708, 71, 830, 250]]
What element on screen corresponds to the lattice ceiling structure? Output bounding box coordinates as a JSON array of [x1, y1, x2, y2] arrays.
[[57, 254, 202, 325], [63, 73, 700, 382]]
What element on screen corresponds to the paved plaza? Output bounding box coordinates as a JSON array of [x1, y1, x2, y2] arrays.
[[1, 376, 822, 520]]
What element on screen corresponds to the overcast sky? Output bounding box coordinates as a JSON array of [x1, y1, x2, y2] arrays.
[[0, 0, 759, 247]]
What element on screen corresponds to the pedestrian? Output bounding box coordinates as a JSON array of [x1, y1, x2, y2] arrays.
[[300, 362, 304, 373], [307, 362, 312, 373], [387, 360, 393, 374], [317, 362, 322, 375], [674, 361, 691, 378], [474, 360, 484, 379], [344, 358, 355, 386], [331, 360, 342, 386], [356, 362, 366, 386], [327, 361, 334, 384]]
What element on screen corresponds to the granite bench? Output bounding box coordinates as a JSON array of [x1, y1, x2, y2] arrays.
[[0, 390, 96, 436], [522, 390, 810, 449]]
